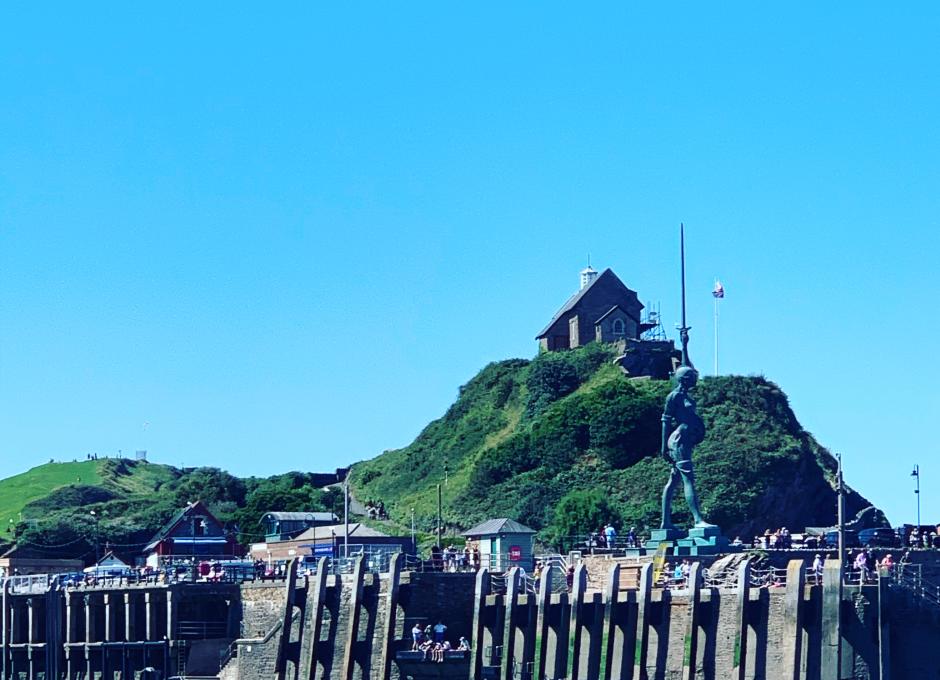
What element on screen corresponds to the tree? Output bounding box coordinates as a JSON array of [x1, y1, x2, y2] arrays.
[[543, 489, 621, 551]]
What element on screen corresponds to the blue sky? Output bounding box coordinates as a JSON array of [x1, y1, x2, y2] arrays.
[[1, 4, 938, 527]]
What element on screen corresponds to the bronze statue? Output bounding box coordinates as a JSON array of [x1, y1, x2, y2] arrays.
[[660, 363, 713, 528], [659, 226, 714, 530]]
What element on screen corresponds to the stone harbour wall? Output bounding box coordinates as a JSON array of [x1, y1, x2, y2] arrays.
[[3, 554, 940, 678]]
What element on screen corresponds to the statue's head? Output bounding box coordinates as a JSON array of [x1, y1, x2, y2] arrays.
[[675, 366, 698, 388]]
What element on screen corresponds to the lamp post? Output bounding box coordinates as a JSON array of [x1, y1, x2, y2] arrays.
[[410, 508, 416, 553], [89, 511, 100, 563], [911, 465, 921, 533], [343, 480, 349, 559]]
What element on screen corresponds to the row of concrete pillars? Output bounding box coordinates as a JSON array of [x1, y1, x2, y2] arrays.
[[469, 559, 891, 680], [2, 583, 237, 679]]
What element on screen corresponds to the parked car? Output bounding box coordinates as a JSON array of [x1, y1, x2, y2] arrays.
[[858, 528, 899, 548], [823, 530, 859, 549]]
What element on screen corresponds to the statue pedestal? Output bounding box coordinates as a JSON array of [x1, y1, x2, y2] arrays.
[[641, 526, 742, 556], [642, 528, 685, 551], [675, 526, 742, 555]]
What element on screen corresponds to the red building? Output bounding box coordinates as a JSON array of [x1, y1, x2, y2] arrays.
[[143, 500, 240, 568]]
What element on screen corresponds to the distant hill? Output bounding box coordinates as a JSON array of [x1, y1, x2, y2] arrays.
[[1, 458, 342, 564], [1, 345, 886, 562], [348, 344, 885, 544]]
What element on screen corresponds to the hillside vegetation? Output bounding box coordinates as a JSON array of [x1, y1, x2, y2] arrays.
[[1, 343, 882, 562], [1, 458, 341, 563], [349, 344, 879, 544]]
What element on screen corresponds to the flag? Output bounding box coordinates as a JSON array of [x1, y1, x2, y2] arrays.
[[712, 280, 724, 298]]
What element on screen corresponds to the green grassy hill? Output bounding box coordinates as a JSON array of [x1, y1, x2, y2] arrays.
[[1, 458, 342, 564], [0, 460, 106, 526], [349, 344, 883, 545]]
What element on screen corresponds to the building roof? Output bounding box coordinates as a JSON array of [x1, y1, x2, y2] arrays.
[[260, 511, 338, 524], [594, 304, 641, 325], [95, 551, 130, 568], [536, 268, 642, 338], [144, 500, 220, 552], [463, 518, 537, 537], [293, 522, 390, 542]]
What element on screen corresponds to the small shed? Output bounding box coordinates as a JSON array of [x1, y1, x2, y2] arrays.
[[84, 551, 132, 575], [463, 518, 537, 572]]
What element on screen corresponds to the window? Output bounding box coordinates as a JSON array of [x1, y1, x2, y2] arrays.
[[612, 318, 626, 337]]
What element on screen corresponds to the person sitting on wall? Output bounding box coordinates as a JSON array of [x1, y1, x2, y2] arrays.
[[457, 637, 471, 651]]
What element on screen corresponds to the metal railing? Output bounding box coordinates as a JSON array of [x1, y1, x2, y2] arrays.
[[5, 573, 53, 594], [177, 620, 229, 640], [748, 566, 788, 588], [701, 567, 736, 589], [889, 564, 940, 609]]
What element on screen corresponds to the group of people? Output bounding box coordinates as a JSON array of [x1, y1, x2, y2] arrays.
[[364, 500, 388, 520], [849, 549, 895, 583], [429, 544, 481, 571], [410, 621, 470, 662], [758, 527, 794, 550], [587, 525, 638, 550], [908, 527, 940, 549], [657, 558, 692, 588]]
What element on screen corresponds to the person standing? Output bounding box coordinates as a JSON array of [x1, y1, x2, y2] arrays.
[[604, 524, 617, 549], [812, 553, 824, 586], [432, 620, 447, 644]]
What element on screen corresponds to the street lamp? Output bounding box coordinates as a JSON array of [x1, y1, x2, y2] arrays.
[[89, 511, 100, 563], [912, 465, 921, 532]]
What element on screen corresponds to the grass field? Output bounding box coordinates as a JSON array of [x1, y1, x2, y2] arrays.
[[0, 461, 105, 525]]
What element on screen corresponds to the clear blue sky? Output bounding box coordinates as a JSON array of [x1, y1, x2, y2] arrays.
[[2, 4, 938, 527]]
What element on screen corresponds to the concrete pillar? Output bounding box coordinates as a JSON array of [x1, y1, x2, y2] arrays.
[[499, 568, 522, 680], [9, 600, 21, 645], [543, 589, 569, 680], [469, 568, 491, 680], [341, 556, 365, 680], [680, 562, 703, 680], [27, 597, 39, 644], [65, 591, 79, 679], [84, 593, 95, 643], [144, 591, 156, 641], [567, 563, 588, 680], [535, 565, 554, 680], [301, 557, 330, 680], [166, 589, 178, 641], [820, 560, 842, 680], [377, 554, 403, 680], [781, 560, 806, 680], [732, 558, 751, 680], [275, 558, 302, 680], [104, 592, 118, 642], [124, 592, 137, 642], [633, 562, 653, 680], [603, 563, 631, 680], [877, 570, 891, 680]]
